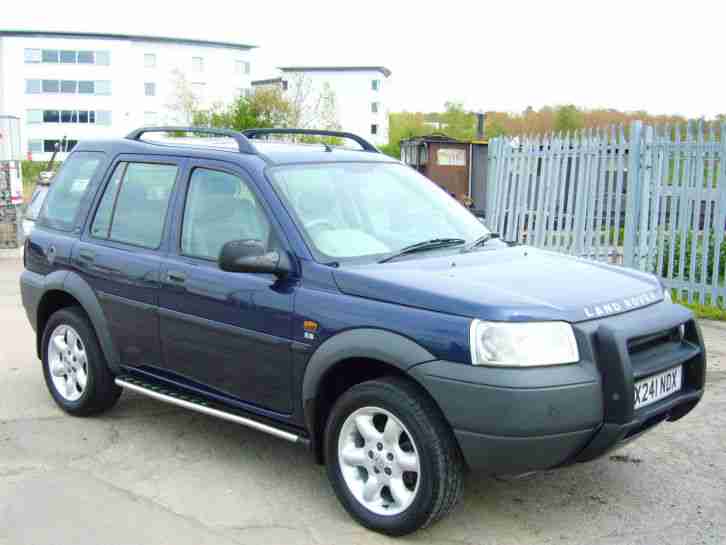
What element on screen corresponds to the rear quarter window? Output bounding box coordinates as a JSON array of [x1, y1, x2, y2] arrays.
[[38, 152, 105, 231]]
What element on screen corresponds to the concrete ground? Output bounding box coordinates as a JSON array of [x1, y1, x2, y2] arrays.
[[1, 257, 724, 545]]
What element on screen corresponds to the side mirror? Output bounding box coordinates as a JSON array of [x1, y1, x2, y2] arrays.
[[218, 240, 293, 277]]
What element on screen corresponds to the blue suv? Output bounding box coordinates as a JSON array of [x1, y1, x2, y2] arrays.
[[20, 127, 706, 536]]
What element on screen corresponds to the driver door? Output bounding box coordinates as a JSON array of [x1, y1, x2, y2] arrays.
[[157, 160, 296, 415]]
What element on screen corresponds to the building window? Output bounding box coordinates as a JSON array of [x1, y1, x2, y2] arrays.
[[27, 48, 109, 65], [42, 80, 60, 93], [24, 49, 41, 63], [95, 51, 111, 65], [234, 60, 250, 75], [61, 80, 77, 93], [43, 139, 78, 153], [28, 80, 109, 95], [372, 79, 380, 91], [144, 82, 156, 96], [26, 110, 43, 124], [78, 81, 95, 94], [60, 50, 76, 63], [96, 111, 112, 126], [371, 124, 378, 135], [28, 140, 43, 153], [144, 53, 156, 68], [192, 57, 204, 72], [95, 81, 112, 95], [43, 110, 60, 123], [31, 109, 100, 125], [26, 79, 41, 94], [371, 102, 379, 114], [282, 80, 288, 91], [42, 49, 59, 63], [77, 50, 94, 64]]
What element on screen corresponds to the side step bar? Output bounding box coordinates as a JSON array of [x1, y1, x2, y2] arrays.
[[115, 378, 302, 444]]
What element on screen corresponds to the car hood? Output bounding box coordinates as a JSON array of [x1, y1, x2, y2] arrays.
[[332, 246, 664, 322]]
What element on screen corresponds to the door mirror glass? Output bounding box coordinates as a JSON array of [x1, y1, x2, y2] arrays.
[[219, 240, 292, 276]]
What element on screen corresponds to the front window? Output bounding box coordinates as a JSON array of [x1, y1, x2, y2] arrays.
[[268, 163, 488, 263], [181, 168, 271, 260]]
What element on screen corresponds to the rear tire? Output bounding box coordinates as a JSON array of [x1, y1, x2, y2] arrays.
[[324, 376, 464, 536], [41, 306, 121, 416]]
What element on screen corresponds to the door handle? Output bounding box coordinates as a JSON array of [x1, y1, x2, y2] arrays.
[[167, 270, 187, 284], [79, 249, 95, 262]]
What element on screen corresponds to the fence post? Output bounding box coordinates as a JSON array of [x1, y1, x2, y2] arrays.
[[486, 139, 499, 221], [637, 125, 655, 271], [623, 121, 642, 267]]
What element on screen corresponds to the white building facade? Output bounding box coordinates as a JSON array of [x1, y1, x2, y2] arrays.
[[253, 66, 391, 146], [0, 30, 254, 160]]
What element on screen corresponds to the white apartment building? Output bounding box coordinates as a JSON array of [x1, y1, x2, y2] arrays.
[[252, 66, 391, 146], [0, 30, 254, 160]]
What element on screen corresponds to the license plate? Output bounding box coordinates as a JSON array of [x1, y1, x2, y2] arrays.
[[634, 365, 682, 410]]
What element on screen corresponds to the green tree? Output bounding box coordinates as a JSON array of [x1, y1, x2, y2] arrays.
[[383, 111, 431, 158], [554, 104, 584, 132], [438, 101, 476, 140], [193, 87, 293, 131]]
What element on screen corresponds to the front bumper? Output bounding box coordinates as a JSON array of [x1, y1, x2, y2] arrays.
[[408, 301, 706, 475]]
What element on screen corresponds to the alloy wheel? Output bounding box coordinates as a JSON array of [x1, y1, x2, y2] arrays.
[[337, 406, 421, 516], [48, 324, 88, 402]]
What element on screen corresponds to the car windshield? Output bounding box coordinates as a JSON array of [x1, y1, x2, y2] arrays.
[[268, 162, 489, 263]]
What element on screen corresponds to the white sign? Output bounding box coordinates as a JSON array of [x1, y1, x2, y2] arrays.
[[437, 148, 466, 166], [0, 162, 23, 205]]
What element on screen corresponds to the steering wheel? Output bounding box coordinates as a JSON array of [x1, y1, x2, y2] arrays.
[[304, 219, 337, 233]]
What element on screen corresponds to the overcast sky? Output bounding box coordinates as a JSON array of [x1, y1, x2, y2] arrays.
[[4, 0, 724, 118]]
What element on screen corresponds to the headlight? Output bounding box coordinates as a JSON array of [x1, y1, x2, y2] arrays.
[[469, 320, 580, 367]]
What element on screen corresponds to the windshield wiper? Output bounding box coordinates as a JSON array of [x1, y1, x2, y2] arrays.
[[378, 238, 466, 263], [462, 232, 500, 252]]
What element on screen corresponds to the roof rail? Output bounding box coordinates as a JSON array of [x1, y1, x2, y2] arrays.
[[242, 128, 379, 153], [125, 127, 258, 154]]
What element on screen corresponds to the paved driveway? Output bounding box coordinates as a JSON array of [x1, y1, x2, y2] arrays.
[[1, 258, 724, 545]]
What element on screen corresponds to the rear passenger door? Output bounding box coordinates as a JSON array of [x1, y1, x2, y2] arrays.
[[75, 156, 182, 368], [157, 160, 296, 415]]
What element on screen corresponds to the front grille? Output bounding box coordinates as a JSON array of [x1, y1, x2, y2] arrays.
[[627, 326, 681, 355]]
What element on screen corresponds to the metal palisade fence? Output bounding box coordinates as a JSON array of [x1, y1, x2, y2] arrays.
[[486, 121, 726, 306]]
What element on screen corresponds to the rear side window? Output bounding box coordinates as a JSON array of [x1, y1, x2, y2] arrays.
[[91, 162, 178, 249], [39, 152, 104, 231]]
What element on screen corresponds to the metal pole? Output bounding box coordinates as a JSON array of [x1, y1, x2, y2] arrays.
[[623, 121, 643, 267]]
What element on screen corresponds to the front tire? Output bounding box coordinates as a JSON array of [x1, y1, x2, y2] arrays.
[[41, 306, 121, 416], [324, 377, 464, 536]]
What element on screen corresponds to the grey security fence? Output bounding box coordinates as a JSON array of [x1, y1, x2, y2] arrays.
[[486, 121, 726, 306]]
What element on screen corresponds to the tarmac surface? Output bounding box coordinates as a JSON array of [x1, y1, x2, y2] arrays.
[[1, 257, 724, 545]]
